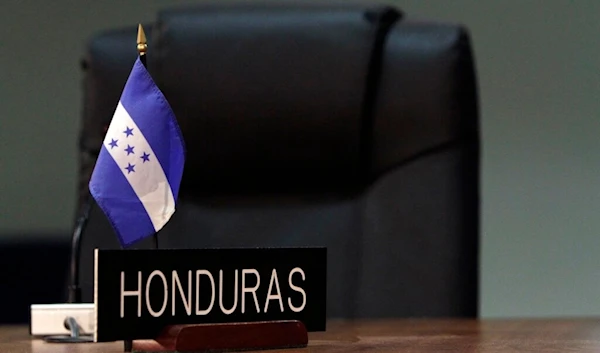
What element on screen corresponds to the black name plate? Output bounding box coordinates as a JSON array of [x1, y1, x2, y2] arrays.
[[93, 247, 326, 342]]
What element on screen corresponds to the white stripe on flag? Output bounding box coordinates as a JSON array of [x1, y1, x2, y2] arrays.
[[102, 102, 176, 232]]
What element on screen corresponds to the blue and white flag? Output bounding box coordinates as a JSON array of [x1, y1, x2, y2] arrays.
[[89, 57, 185, 247]]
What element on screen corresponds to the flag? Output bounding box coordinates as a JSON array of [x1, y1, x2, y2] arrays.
[[89, 56, 185, 247]]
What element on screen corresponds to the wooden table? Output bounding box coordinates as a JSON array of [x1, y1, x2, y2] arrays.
[[3, 318, 600, 352]]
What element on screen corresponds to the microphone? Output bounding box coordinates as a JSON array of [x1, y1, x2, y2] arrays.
[[29, 195, 95, 342], [67, 196, 93, 303]]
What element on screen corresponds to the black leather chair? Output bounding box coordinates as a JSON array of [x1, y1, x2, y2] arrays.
[[75, 1, 480, 319]]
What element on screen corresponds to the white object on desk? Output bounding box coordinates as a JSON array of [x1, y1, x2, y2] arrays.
[[30, 303, 94, 336]]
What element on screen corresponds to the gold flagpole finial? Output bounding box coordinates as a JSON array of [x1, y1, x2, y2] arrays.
[[137, 24, 147, 56]]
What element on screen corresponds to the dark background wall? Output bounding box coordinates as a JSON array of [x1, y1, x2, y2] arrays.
[[1, 0, 599, 319]]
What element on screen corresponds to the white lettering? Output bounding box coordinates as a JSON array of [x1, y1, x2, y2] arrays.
[[195, 270, 215, 315], [146, 270, 168, 317], [219, 270, 238, 315], [241, 269, 260, 313], [287, 268, 306, 312], [172, 270, 192, 316], [120, 271, 142, 318], [264, 269, 284, 313]]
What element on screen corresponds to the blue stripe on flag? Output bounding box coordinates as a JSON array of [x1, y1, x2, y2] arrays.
[[89, 146, 156, 246], [119, 58, 186, 199]]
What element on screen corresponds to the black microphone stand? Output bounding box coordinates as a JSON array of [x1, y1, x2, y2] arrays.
[[43, 195, 94, 343], [67, 196, 92, 304]]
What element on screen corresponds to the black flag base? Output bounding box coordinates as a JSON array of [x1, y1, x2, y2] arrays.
[[43, 317, 94, 343], [128, 321, 308, 352]]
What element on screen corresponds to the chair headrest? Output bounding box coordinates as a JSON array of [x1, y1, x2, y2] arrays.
[[148, 3, 403, 194]]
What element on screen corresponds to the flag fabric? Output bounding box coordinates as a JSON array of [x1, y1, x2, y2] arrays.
[[89, 57, 185, 247]]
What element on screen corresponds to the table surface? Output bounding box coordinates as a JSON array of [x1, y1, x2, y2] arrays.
[[3, 318, 600, 352]]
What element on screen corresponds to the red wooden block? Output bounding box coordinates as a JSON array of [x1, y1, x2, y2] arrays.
[[131, 320, 308, 352]]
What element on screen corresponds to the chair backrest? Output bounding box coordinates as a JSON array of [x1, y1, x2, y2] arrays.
[[75, 1, 480, 319]]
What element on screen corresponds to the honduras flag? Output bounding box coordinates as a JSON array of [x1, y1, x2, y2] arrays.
[[89, 57, 185, 247]]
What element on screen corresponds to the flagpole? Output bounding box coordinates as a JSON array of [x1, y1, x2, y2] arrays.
[[135, 24, 160, 253], [121, 25, 150, 352]]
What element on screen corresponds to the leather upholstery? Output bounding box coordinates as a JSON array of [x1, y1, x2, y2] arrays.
[[75, 1, 480, 319]]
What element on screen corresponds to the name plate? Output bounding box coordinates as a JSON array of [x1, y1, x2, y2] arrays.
[[93, 247, 326, 342]]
